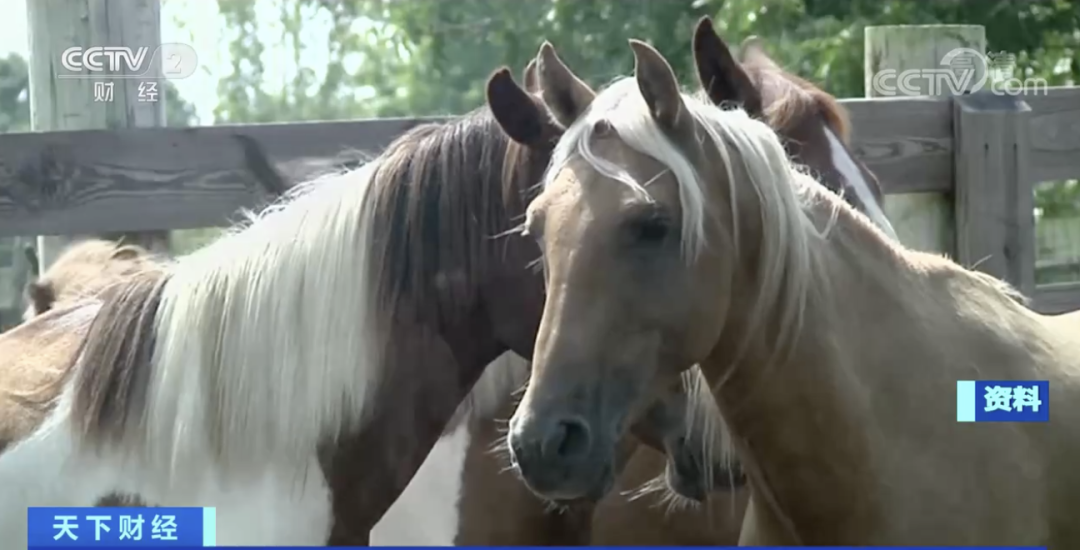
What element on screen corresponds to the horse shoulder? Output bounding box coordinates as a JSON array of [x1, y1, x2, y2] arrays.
[[0, 300, 101, 451]]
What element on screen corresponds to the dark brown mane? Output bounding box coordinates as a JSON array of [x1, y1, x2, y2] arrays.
[[71, 268, 170, 449], [743, 60, 852, 144], [369, 107, 541, 323]]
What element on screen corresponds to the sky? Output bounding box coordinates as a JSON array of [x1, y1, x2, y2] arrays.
[[0, 0, 335, 124]]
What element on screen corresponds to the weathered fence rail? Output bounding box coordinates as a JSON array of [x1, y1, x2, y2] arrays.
[[0, 98, 947, 236], [0, 117, 432, 235], [1, 23, 1079, 324], [1, 87, 1077, 234]]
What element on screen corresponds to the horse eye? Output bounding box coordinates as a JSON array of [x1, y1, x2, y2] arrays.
[[629, 217, 670, 244]]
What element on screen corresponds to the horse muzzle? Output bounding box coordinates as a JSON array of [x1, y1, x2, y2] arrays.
[[508, 413, 618, 502]]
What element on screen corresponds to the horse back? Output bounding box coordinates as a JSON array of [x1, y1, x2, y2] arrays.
[[0, 300, 101, 451]]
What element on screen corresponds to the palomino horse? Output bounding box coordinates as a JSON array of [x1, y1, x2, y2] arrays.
[[507, 38, 1080, 546], [7, 240, 161, 510], [1, 240, 157, 453], [401, 18, 899, 545], [0, 50, 727, 549], [21, 240, 159, 322], [380, 18, 900, 545]]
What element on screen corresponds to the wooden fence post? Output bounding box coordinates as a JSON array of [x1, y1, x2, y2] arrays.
[[0, 237, 33, 329], [864, 25, 986, 256], [26, 0, 170, 272], [953, 93, 1035, 296]]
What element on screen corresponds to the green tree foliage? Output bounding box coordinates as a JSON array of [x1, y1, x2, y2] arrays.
[[212, 0, 1077, 120], [164, 81, 199, 127], [214, 0, 374, 122], [209, 0, 1078, 218]]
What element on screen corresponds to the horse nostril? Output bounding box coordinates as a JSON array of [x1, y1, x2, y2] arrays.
[[541, 417, 593, 461], [558, 420, 590, 457]]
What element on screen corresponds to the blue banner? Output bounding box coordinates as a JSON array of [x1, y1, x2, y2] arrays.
[[956, 380, 1049, 422], [27, 507, 215, 547]]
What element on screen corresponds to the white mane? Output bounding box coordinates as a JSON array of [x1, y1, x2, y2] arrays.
[[543, 76, 831, 368], [141, 161, 384, 479]]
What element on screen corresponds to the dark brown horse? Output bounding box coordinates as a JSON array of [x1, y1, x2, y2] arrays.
[[376, 18, 899, 545]]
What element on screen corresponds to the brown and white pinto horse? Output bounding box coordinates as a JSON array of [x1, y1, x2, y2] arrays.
[[377, 18, 899, 546], [0, 46, 729, 548]]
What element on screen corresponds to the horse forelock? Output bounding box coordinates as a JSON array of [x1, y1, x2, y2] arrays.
[[742, 61, 852, 145], [369, 107, 526, 324], [738, 63, 902, 240], [551, 75, 830, 370]]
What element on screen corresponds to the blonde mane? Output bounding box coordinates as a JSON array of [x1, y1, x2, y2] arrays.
[[543, 76, 830, 370]]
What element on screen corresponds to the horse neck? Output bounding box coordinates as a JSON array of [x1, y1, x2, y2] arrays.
[[373, 113, 530, 330], [703, 190, 1041, 542], [356, 108, 547, 411], [338, 120, 541, 512]]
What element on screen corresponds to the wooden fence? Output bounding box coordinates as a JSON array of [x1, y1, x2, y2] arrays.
[[1038, 217, 1080, 281], [0, 23, 1079, 325]]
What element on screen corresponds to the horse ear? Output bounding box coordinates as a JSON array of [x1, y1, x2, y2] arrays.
[[535, 41, 595, 128], [486, 67, 560, 147], [25, 279, 56, 315], [522, 59, 540, 94], [629, 40, 690, 134], [111, 244, 147, 261], [693, 17, 763, 118]]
